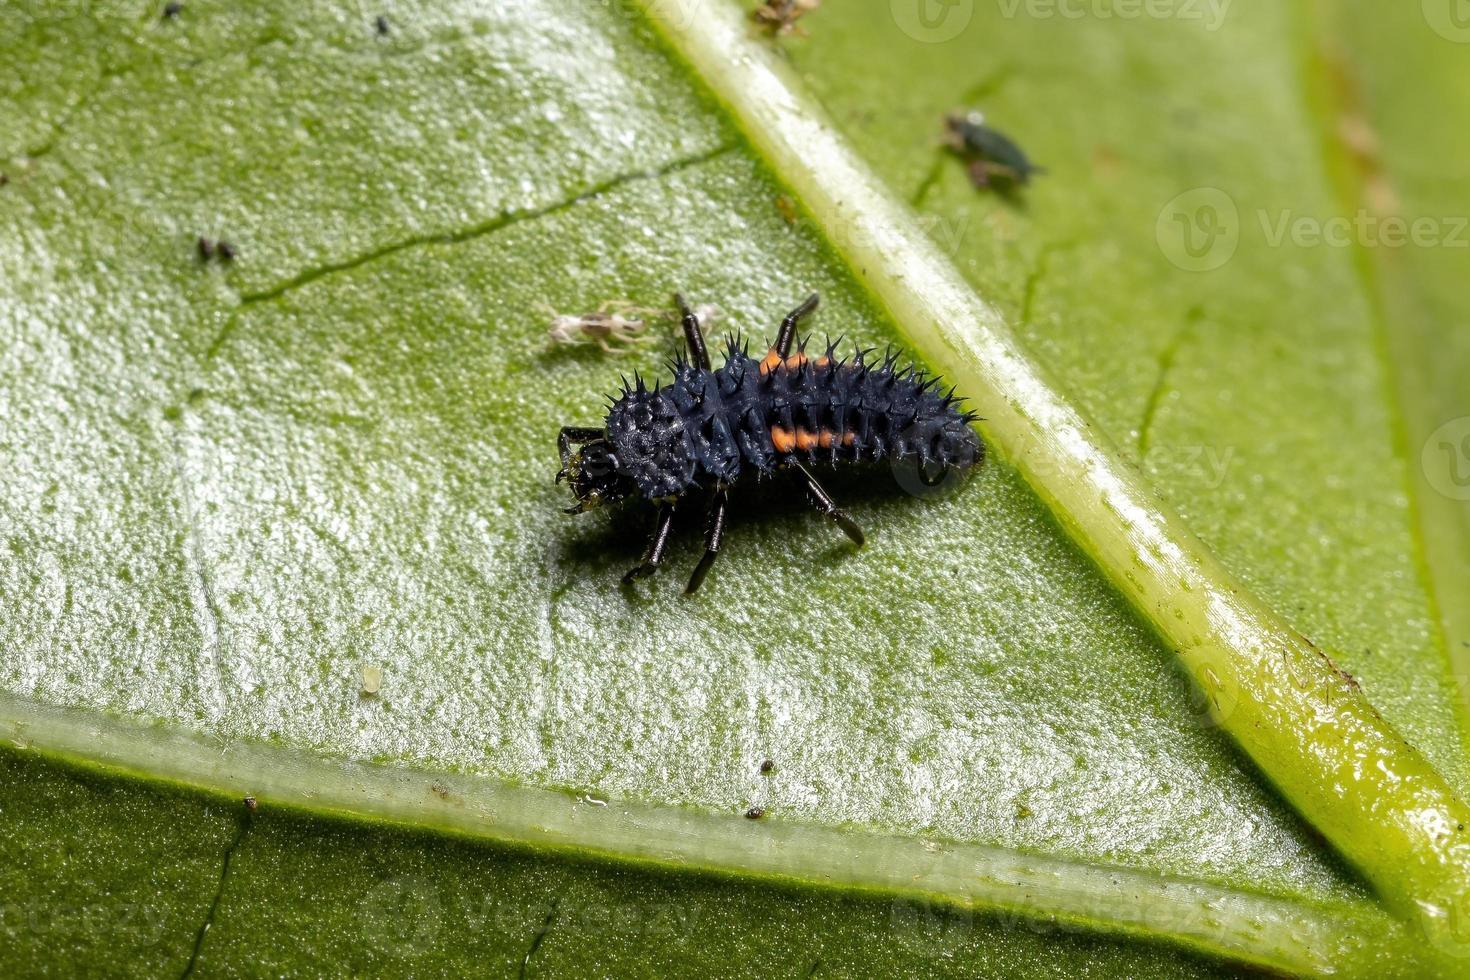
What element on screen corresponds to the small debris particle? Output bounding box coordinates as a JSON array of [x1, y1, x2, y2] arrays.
[[431, 782, 451, 800], [216, 240, 236, 261], [759, 759, 775, 775], [1015, 803, 1033, 820], [196, 236, 214, 261], [682, 302, 723, 331], [752, 0, 820, 37], [360, 665, 383, 696], [1090, 143, 1120, 177], [243, 796, 257, 812], [162, 2, 182, 19], [775, 195, 797, 226], [375, 15, 390, 35], [578, 793, 608, 807], [745, 806, 765, 820], [0, 174, 9, 186]]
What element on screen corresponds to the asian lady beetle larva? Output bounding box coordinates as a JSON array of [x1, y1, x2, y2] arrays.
[[557, 294, 983, 594]]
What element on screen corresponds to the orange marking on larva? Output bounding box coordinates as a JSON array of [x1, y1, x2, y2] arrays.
[[784, 353, 808, 370], [795, 428, 819, 451], [816, 429, 856, 449], [760, 350, 783, 375], [814, 356, 831, 368], [770, 426, 796, 453]]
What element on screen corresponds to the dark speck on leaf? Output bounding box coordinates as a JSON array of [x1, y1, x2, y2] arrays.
[[376, 15, 390, 35], [760, 759, 775, 774], [216, 240, 236, 261], [745, 806, 764, 819], [0, 174, 9, 186], [162, 2, 182, 19], [243, 796, 257, 812], [197, 236, 213, 261]]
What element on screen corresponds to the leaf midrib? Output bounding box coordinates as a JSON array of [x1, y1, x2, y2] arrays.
[[0, 689, 1403, 978]]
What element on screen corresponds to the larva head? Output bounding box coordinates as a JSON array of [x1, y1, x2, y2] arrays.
[[558, 438, 636, 513], [606, 385, 699, 500]]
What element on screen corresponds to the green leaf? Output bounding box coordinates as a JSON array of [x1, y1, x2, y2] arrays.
[[0, 750, 1238, 978], [2, 0, 1467, 975]]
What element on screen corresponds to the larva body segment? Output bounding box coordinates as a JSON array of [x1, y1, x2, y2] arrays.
[[606, 339, 983, 500]]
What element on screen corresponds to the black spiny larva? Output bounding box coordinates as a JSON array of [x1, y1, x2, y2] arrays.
[[557, 293, 984, 593]]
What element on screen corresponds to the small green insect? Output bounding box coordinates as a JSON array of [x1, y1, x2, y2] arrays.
[[943, 110, 1046, 190]]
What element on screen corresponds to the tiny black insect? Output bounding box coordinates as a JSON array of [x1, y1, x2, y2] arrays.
[[375, 15, 390, 35], [197, 237, 235, 263], [760, 759, 776, 774], [943, 110, 1046, 190], [745, 806, 765, 820], [557, 294, 983, 593], [162, 2, 183, 19]]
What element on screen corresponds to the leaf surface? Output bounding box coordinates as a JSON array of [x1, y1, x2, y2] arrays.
[[2, 0, 1467, 974]]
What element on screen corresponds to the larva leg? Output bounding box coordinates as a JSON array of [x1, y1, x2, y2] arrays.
[[684, 486, 728, 595], [622, 503, 677, 584], [790, 461, 864, 547], [675, 293, 711, 371], [773, 293, 820, 359]]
